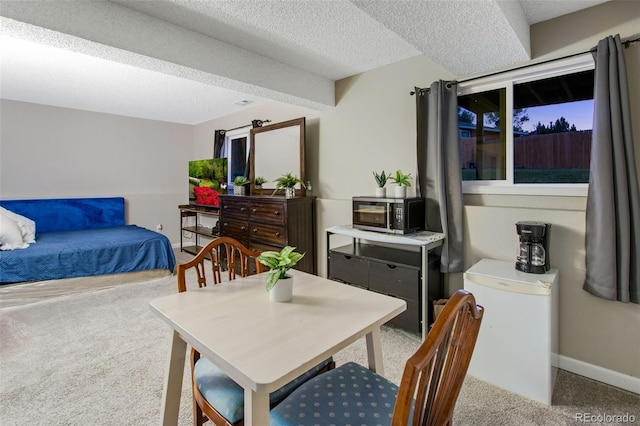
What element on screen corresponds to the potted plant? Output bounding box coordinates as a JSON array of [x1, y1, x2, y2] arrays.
[[373, 170, 388, 197], [390, 169, 412, 198], [273, 172, 306, 198], [254, 176, 267, 187], [257, 246, 305, 302], [233, 176, 250, 196], [254, 176, 267, 195]]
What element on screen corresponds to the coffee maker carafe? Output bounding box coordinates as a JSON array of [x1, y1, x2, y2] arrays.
[[516, 221, 550, 274]]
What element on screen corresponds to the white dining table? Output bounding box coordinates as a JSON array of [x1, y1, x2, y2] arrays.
[[150, 269, 407, 426]]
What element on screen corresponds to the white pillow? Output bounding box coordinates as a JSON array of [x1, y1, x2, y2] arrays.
[[0, 212, 29, 250], [0, 207, 36, 244]]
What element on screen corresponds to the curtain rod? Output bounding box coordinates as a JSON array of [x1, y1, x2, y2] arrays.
[[410, 36, 640, 94], [223, 119, 271, 133]]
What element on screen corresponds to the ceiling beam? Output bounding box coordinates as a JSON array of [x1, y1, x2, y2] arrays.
[[352, 0, 531, 76], [0, 0, 335, 110]]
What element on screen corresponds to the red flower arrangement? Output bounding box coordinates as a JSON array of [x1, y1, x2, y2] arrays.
[[193, 186, 220, 207]]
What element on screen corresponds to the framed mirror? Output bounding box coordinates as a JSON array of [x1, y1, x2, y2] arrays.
[[249, 117, 306, 195]]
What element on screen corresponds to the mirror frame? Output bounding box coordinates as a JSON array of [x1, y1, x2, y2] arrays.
[[249, 117, 306, 196]]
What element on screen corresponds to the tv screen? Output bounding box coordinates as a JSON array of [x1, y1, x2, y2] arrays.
[[188, 158, 228, 207]]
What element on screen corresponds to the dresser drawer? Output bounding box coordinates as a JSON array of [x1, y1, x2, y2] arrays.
[[249, 201, 286, 224], [249, 241, 281, 254], [250, 222, 286, 246], [368, 261, 420, 302], [221, 199, 250, 218], [220, 218, 249, 241]]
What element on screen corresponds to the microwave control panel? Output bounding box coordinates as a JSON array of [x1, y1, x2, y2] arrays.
[[393, 204, 405, 226]]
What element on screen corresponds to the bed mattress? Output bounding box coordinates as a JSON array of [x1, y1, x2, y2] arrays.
[[0, 225, 176, 284]]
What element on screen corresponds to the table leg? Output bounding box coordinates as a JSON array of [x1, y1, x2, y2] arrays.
[[244, 388, 270, 426], [160, 330, 187, 426], [365, 327, 385, 376]]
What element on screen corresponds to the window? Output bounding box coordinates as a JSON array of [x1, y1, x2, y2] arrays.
[[457, 55, 594, 196], [221, 128, 250, 187]]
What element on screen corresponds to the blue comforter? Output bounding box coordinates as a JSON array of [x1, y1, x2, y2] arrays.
[[0, 225, 176, 283]]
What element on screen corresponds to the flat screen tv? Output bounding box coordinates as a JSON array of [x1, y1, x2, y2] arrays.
[[188, 158, 228, 207]]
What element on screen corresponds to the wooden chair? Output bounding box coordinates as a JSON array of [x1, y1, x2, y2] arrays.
[[176, 236, 264, 293], [176, 237, 334, 426], [269, 289, 484, 426]]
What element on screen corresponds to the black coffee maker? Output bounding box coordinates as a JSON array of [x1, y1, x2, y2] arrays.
[[516, 221, 551, 274]]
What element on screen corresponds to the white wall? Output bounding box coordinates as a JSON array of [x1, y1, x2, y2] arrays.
[[0, 100, 192, 242]]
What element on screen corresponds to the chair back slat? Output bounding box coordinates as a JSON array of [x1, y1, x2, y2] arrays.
[[176, 236, 263, 293], [392, 290, 484, 426]]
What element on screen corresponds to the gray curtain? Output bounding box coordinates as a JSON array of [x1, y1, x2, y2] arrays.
[[213, 130, 226, 158], [415, 81, 464, 273], [584, 34, 640, 304]]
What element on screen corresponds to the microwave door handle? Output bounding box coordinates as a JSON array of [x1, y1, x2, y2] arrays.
[[387, 204, 392, 229]]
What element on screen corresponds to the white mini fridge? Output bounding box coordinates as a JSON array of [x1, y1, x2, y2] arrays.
[[463, 258, 559, 405]]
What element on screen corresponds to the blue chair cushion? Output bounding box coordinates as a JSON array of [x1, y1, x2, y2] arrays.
[[270, 362, 400, 426], [194, 356, 334, 424]]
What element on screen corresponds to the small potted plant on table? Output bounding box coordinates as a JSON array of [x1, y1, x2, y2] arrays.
[[390, 169, 412, 198], [273, 172, 305, 198], [257, 246, 305, 302]]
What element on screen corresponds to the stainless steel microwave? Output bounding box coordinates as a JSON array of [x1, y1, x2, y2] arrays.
[[352, 196, 425, 234]]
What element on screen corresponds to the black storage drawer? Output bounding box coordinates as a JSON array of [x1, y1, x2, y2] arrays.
[[327, 242, 443, 334], [387, 299, 420, 333], [368, 261, 420, 302], [328, 251, 369, 289]]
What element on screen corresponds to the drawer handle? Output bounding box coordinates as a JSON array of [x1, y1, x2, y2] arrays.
[[274, 232, 281, 237], [344, 255, 352, 260], [387, 264, 397, 269], [252, 208, 257, 213], [241, 226, 246, 231], [240, 207, 246, 212], [253, 228, 258, 233], [274, 211, 280, 216]]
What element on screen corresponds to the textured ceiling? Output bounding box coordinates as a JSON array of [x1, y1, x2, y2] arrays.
[[0, 0, 610, 124]]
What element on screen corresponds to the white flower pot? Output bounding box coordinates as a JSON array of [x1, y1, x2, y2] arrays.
[[394, 186, 406, 198], [285, 187, 295, 198], [375, 187, 386, 197], [269, 275, 293, 302]]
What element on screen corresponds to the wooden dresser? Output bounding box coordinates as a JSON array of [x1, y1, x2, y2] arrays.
[[219, 195, 316, 274]]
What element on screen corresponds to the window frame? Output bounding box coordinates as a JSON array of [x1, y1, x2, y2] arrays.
[[457, 54, 595, 197]]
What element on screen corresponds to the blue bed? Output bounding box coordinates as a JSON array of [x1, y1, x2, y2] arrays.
[[0, 197, 176, 284]]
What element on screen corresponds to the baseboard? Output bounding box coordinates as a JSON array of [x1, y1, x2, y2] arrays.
[[172, 242, 197, 249], [558, 355, 640, 395]]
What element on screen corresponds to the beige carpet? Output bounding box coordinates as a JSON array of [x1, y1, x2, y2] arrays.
[[1, 259, 638, 425]]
